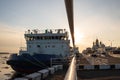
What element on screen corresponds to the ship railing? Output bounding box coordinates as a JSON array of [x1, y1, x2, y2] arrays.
[[19, 47, 27, 51], [50, 58, 69, 67], [25, 29, 68, 34], [64, 55, 77, 80]]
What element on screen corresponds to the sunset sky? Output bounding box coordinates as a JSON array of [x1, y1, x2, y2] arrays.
[[0, 0, 120, 53]]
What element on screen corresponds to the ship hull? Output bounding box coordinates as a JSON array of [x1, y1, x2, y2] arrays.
[[7, 54, 59, 73]]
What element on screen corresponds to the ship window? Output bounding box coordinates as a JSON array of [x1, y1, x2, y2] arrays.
[[55, 36, 58, 39], [37, 36, 40, 40], [52, 45, 55, 48], [45, 36, 47, 40], [48, 45, 50, 47], [37, 45, 40, 48], [59, 36, 62, 40], [33, 36, 36, 40], [40, 37, 42, 40], [61, 36, 64, 40], [43, 37, 45, 40], [52, 36, 54, 39], [48, 37, 51, 40], [58, 37, 60, 40], [29, 45, 31, 48], [45, 36, 51, 40]]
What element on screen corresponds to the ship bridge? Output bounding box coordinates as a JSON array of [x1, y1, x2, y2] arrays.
[[24, 29, 68, 41]]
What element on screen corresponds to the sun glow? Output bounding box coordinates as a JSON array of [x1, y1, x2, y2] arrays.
[[74, 30, 84, 45]]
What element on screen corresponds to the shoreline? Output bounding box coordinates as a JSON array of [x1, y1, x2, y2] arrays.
[[0, 52, 9, 54]]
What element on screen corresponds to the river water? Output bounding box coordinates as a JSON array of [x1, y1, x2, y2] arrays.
[[0, 54, 15, 80]]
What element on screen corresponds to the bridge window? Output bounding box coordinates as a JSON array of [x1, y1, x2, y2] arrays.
[[37, 36, 40, 39], [52, 36, 54, 39], [37, 45, 40, 48], [48, 45, 50, 47], [29, 45, 31, 48], [45, 45, 47, 48], [55, 36, 58, 39], [52, 45, 55, 48]]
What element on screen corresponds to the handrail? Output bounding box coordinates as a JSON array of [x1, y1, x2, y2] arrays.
[[64, 56, 77, 80]]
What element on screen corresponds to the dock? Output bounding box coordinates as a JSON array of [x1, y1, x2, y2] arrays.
[[13, 53, 120, 80]]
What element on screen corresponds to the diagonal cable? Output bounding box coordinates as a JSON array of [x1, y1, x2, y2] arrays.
[[65, 0, 75, 47]]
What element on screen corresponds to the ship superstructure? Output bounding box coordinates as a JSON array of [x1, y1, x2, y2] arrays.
[[7, 29, 70, 73], [20, 29, 70, 57]]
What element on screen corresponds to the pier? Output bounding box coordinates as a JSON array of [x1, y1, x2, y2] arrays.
[[13, 54, 120, 80], [14, 65, 63, 80]]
